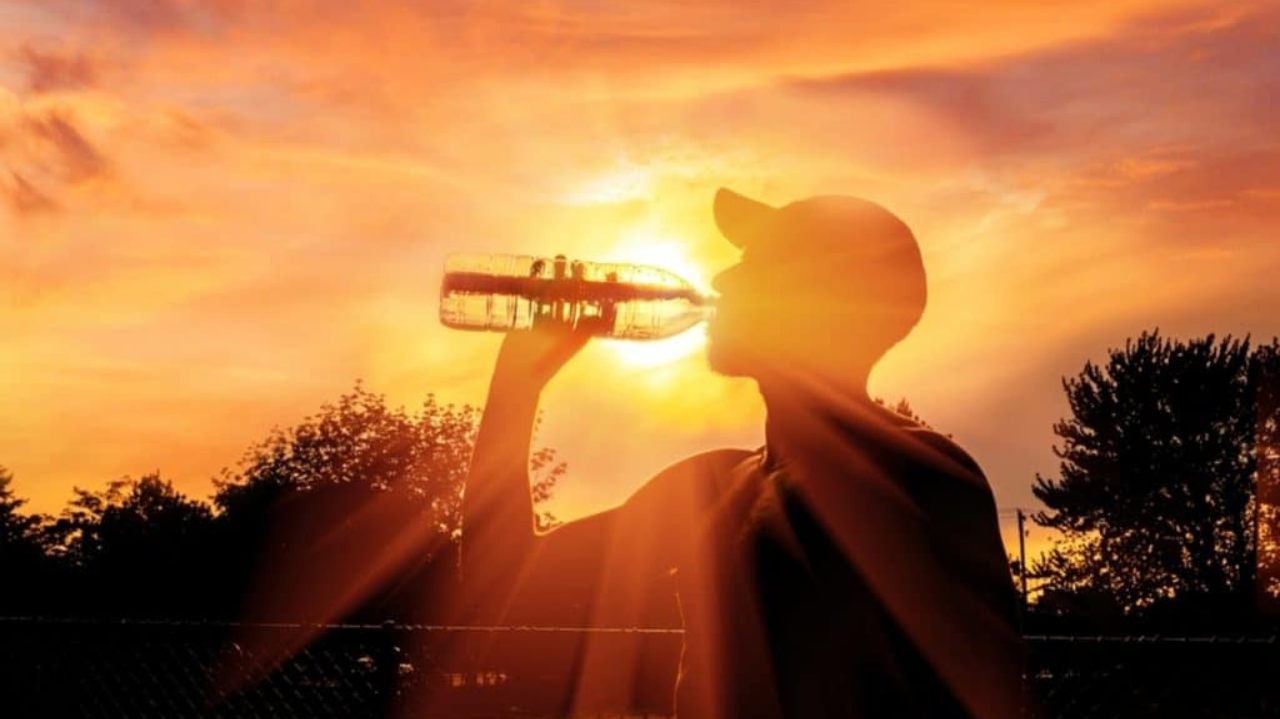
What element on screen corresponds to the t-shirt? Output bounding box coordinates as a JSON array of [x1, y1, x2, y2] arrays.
[[502, 405, 1021, 719], [669, 416, 1020, 719]]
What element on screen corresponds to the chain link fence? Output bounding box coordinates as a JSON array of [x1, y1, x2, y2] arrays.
[[3, 618, 1279, 718]]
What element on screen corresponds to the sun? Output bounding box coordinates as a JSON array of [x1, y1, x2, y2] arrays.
[[599, 231, 712, 371]]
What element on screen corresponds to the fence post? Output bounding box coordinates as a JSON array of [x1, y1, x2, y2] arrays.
[[1017, 508, 1029, 629], [376, 620, 401, 717]]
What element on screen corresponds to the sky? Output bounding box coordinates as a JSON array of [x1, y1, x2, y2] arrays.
[[2, 0, 1278, 561]]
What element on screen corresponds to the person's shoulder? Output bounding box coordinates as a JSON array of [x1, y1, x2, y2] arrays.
[[889, 426, 1002, 513], [622, 448, 757, 509], [634, 448, 758, 492], [856, 402, 982, 478], [900, 426, 984, 478]]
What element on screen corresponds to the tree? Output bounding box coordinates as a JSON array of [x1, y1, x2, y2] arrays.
[[0, 383, 565, 621], [873, 396, 947, 434], [1031, 330, 1280, 628], [215, 383, 562, 535], [0, 466, 53, 612], [47, 473, 216, 616], [212, 383, 564, 623], [0, 466, 43, 554]]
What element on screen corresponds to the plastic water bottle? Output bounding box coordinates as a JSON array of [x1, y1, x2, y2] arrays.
[[439, 253, 713, 340]]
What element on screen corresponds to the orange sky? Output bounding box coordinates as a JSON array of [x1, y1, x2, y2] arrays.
[[3, 0, 1278, 561]]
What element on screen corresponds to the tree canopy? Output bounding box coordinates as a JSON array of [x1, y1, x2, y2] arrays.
[[1032, 330, 1280, 628], [0, 466, 51, 612], [0, 466, 42, 556], [213, 383, 561, 623], [0, 384, 562, 621]]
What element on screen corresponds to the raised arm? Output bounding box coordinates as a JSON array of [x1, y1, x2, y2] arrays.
[[458, 324, 591, 615], [457, 323, 750, 628]]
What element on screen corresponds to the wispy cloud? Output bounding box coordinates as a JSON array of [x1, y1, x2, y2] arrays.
[[25, 111, 110, 182], [4, 169, 58, 214], [17, 45, 97, 94]]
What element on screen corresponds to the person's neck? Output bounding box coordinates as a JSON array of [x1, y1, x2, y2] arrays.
[[758, 372, 874, 465]]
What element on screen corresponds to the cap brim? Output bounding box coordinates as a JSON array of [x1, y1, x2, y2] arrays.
[[714, 187, 778, 249]]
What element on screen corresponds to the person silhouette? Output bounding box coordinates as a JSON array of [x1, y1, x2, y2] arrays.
[[456, 188, 1023, 719]]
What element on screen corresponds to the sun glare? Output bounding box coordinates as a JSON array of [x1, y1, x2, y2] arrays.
[[601, 231, 712, 371]]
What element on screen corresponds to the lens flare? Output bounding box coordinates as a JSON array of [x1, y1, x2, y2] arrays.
[[601, 233, 711, 370]]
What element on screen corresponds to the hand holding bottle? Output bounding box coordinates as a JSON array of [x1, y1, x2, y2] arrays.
[[493, 320, 593, 391]]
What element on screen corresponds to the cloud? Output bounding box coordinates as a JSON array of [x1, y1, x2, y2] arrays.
[[24, 112, 112, 183], [4, 169, 59, 215], [44, 0, 245, 35], [1072, 147, 1280, 226], [0, 98, 118, 220], [754, 2, 1279, 241], [17, 45, 98, 94], [29, 0, 1222, 103], [778, 3, 1277, 158], [783, 68, 1053, 155]]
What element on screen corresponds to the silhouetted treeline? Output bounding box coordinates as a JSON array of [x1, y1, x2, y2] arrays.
[[3, 332, 1280, 634], [1025, 330, 1280, 634], [0, 383, 563, 622]]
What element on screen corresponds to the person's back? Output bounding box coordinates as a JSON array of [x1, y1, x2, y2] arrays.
[[667, 402, 1017, 719]]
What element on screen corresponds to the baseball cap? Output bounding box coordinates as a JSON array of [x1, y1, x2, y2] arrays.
[[712, 187, 928, 317]]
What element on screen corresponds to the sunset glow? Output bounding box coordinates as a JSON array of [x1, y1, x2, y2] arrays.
[[604, 232, 712, 371]]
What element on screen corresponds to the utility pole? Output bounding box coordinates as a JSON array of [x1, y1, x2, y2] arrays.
[[1016, 508, 1029, 620]]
